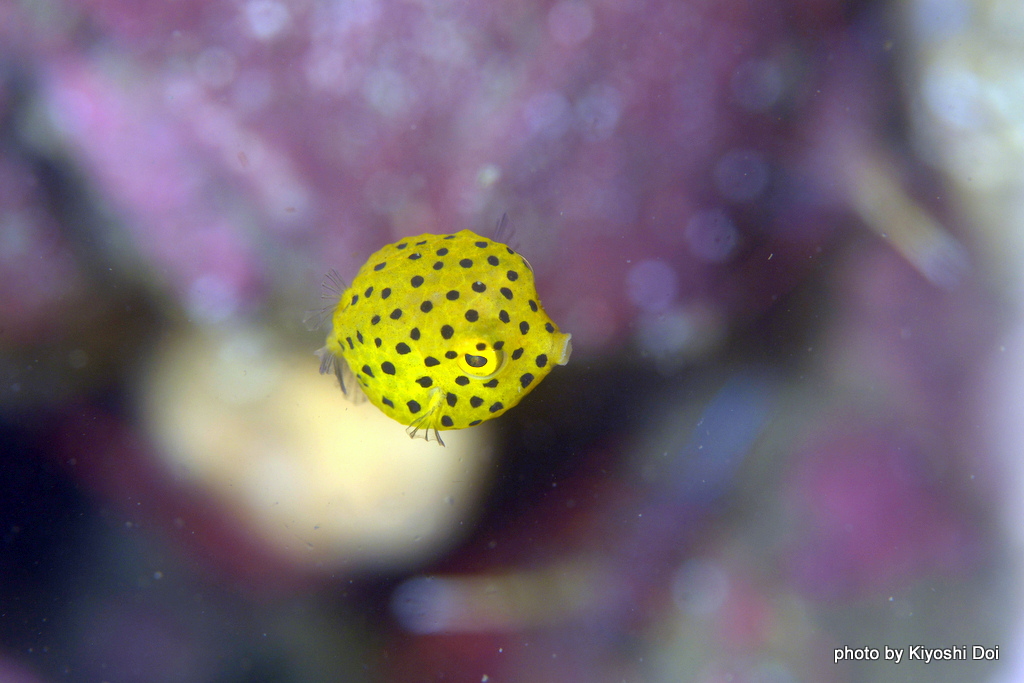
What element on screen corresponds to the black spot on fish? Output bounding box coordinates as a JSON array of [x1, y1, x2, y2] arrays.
[[455, 376, 470, 386], [470, 396, 483, 408], [520, 373, 534, 388], [396, 243, 408, 250], [536, 354, 548, 367], [545, 322, 555, 332], [351, 294, 359, 305], [500, 287, 513, 300], [445, 350, 458, 359], [446, 290, 460, 300], [446, 393, 458, 406], [411, 275, 424, 287], [459, 259, 473, 268], [364, 286, 374, 297], [437, 247, 449, 256], [362, 364, 374, 377], [381, 288, 392, 299], [347, 337, 354, 349], [519, 321, 530, 334], [465, 310, 479, 322], [374, 337, 382, 347], [499, 310, 510, 324], [396, 342, 411, 355], [493, 341, 504, 350], [374, 262, 386, 271], [476, 342, 487, 350], [483, 379, 498, 388], [441, 416, 454, 427], [433, 261, 444, 270], [407, 400, 421, 413], [507, 270, 519, 281], [390, 308, 403, 320], [416, 240, 427, 245], [381, 361, 396, 375], [424, 356, 440, 367], [529, 299, 538, 312], [441, 324, 454, 339], [487, 255, 499, 266], [382, 397, 394, 407], [475, 241, 488, 248], [408, 253, 422, 260], [371, 315, 381, 325], [472, 281, 486, 293], [416, 376, 433, 388], [488, 402, 503, 413], [512, 348, 524, 360], [421, 301, 433, 313], [410, 327, 421, 340], [469, 419, 482, 426]]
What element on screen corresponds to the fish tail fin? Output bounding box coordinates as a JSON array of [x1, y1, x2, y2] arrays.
[[321, 269, 347, 298], [315, 346, 368, 404], [316, 345, 336, 375]]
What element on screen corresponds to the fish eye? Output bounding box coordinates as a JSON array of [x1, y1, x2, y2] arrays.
[[455, 338, 504, 378]]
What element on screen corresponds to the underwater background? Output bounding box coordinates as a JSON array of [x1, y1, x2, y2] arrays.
[[2, 0, 1023, 681]]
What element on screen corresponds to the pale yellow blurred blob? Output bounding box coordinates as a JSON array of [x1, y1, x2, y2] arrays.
[[393, 559, 609, 633], [902, 0, 1024, 291], [141, 324, 494, 571], [901, 5, 1024, 680], [846, 151, 969, 290]]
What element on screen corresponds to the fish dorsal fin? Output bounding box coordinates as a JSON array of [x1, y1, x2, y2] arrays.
[[492, 212, 518, 250]]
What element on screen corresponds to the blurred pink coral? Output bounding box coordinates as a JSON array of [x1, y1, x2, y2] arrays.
[[43, 61, 267, 321], [25, 0, 870, 348], [0, 0, 1011, 681], [788, 431, 979, 598]]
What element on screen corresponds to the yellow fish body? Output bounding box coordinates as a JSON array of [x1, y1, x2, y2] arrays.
[[317, 229, 571, 443]]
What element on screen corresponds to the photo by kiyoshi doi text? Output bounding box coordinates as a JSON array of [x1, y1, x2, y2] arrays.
[[835, 645, 1001, 664]]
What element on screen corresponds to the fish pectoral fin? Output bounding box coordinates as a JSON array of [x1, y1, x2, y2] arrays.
[[404, 389, 446, 447], [316, 347, 367, 404], [405, 422, 445, 447]]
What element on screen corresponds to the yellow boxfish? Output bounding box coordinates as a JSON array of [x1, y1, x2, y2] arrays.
[[315, 229, 572, 444]]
